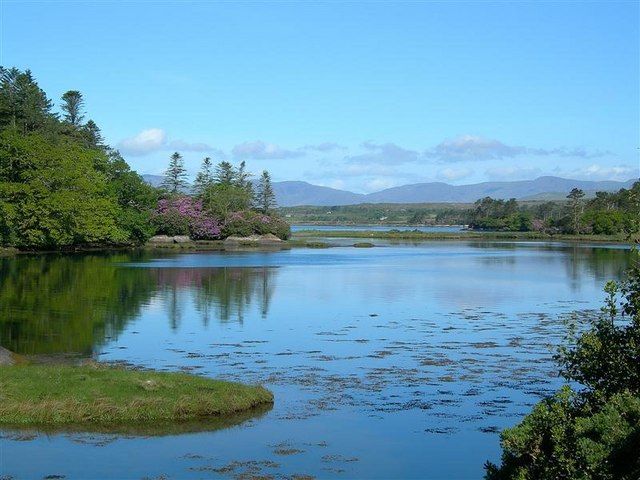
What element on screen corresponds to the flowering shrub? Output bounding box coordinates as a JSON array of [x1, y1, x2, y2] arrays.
[[222, 210, 291, 239], [153, 197, 221, 239]]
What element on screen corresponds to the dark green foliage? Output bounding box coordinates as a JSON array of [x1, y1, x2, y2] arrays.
[[0, 130, 125, 247], [485, 388, 640, 480], [486, 256, 640, 479], [194, 156, 213, 196], [161, 152, 188, 194], [559, 268, 640, 399], [61, 90, 84, 126], [256, 170, 276, 214], [0, 67, 156, 248], [279, 203, 471, 226], [470, 197, 532, 231], [202, 183, 253, 219], [213, 160, 237, 185], [0, 67, 54, 134], [468, 183, 639, 236], [222, 210, 291, 240]]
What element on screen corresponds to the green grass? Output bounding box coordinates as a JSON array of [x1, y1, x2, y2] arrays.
[[292, 230, 636, 243], [0, 364, 273, 426]]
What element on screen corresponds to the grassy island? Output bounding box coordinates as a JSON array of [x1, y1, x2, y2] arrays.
[[292, 229, 637, 244], [0, 364, 273, 426]]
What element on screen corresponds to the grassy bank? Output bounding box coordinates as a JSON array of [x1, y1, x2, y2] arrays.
[[292, 229, 637, 244], [0, 364, 273, 425]]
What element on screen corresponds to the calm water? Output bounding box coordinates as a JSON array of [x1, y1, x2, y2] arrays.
[[291, 225, 464, 232], [0, 241, 634, 479]]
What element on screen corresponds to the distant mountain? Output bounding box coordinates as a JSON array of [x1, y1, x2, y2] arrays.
[[141, 174, 166, 188], [271, 181, 364, 206], [141, 174, 637, 206], [362, 176, 637, 204]]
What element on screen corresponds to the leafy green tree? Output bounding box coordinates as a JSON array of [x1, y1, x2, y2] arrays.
[[161, 152, 188, 194], [0, 130, 126, 247], [255, 170, 276, 214], [202, 183, 253, 219], [101, 149, 157, 243], [61, 90, 85, 126]]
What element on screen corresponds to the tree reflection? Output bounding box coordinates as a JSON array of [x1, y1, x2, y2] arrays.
[[0, 253, 278, 355], [153, 267, 277, 326]]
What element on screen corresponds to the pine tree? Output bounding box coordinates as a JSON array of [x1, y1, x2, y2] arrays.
[[194, 157, 213, 196], [162, 152, 188, 194], [213, 161, 236, 185], [61, 90, 85, 126], [567, 188, 585, 234], [237, 160, 254, 197], [0, 67, 53, 132], [83, 120, 104, 148], [256, 170, 276, 214]]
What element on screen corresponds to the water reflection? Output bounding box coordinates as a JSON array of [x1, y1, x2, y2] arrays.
[[0, 253, 278, 355], [152, 267, 277, 327]]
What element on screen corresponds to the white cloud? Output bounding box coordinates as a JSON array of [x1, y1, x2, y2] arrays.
[[567, 164, 639, 181], [118, 128, 168, 156], [347, 141, 419, 165], [425, 135, 612, 163], [232, 140, 303, 160], [118, 128, 217, 156]]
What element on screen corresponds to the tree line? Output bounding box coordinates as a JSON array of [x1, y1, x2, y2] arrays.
[[0, 67, 289, 249], [0, 67, 157, 248], [153, 152, 288, 240], [468, 184, 640, 236]]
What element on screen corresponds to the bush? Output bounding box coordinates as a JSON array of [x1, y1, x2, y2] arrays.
[[221, 210, 291, 240], [486, 257, 640, 479], [485, 388, 640, 480], [152, 197, 221, 240]]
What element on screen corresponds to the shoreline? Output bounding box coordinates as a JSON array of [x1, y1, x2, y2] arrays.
[[1, 230, 636, 256], [290, 230, 638, 244]]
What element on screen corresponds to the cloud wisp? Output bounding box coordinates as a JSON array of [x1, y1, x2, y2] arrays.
[[347, 141, 419, 165], [118, 128, 219, 156], [425, 135, 612, 163], [300, 142, 347, 152], [232, 140, 304, 160]]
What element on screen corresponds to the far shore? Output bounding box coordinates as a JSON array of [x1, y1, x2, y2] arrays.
[[1, 229, 636, 257]]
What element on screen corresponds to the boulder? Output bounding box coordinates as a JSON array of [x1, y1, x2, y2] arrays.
[[173, 236, 192, 244], [0, 346, 17, 366], [148, 235, 193, 244], [224, 234, 283, 246]]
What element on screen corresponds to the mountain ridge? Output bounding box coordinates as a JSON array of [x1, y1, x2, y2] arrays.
[[141, 175, 637, 206]]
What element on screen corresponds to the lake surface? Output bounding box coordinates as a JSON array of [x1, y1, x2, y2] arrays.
[[291, 225, 464, 232], [0, 241, 634, 479]]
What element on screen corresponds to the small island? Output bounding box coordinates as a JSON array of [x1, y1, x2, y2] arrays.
[[0, 363, 273, 426]]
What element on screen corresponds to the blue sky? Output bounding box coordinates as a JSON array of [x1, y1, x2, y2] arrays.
[[2, 1, 638, 192]]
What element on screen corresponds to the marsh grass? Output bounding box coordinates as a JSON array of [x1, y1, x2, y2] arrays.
[[292, 230, 634, 243], [0, 364, 273, 425]]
